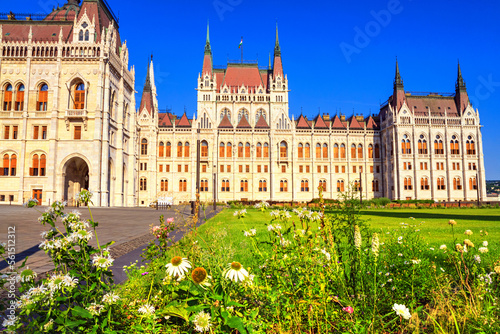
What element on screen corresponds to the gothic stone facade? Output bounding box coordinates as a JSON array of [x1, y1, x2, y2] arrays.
[[0, 0, 137, 206], [135, 28, 486, 206]]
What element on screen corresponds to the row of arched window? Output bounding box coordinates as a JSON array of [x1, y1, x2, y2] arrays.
[[139, 178, 383, 193], [1, 153, 46, 176], [403, 176, 477, 191], [153, 140, 381, 160], [405, 135, 476, 155]]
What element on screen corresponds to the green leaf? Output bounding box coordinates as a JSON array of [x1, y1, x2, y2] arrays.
[[226, 316, 247, 334], [72, 305, 93, 319], [163, 305, 190, 322], [65, 319, 87, 328]]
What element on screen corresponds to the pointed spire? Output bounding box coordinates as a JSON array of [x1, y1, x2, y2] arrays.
[[456, 60, 466, 90], [204, 21, 211, 55], [274, 22, 281, 55], [394, 57, 403, 89], [268, 53, 271, 69]]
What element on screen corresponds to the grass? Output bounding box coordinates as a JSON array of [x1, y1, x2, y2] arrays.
[[196, 206, 500, 266]]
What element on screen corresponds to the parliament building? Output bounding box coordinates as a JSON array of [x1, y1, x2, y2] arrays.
[[0, 0, 487, 206]]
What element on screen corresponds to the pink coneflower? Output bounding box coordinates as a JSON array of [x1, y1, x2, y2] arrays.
[[342, 306, 354, 314], [142, 272, 149, 276]]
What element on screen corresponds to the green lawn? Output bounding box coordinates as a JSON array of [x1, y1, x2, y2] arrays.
[[196, 206, 500, 266]]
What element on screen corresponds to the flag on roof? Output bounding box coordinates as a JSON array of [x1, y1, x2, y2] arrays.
[[238, 37, 243, 49]]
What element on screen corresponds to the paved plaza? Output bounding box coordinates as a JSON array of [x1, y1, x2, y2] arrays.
[[0, 204, 215, 277]]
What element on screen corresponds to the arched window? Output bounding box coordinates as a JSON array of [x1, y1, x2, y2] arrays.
[[305, 143, 310, 158], [176, 142, 182, 157], [334, 143, 339, 159], [374, 144, 380, 159], [161, 179, 168, 191], [469, 177, 477, 190], [280, 141, 287, 158], [78, 30, 84, 41], [263, 143, 269, 158], [368, 144, 373, 158], [353, 180, 360, 191], [240, 180, 248, 192], [322, 144, 328, 159], [255, 109, 266, 123], [316, 143, 322, 159], [357, 144, 363, 159], [453, 177, 462, 190], [466, 136, 475, 155], [219, 142, 225, 158], [201, 141, 208, 158], [256, 142, 262, 158], [238, 109, 249, 123], [372, 179, 379, 192], [298, 143, 304, 158], [226, 142, 232, 158], [159, 142, 165, 157], [1, 154, 9, 176], [40, 154, 46, 176], [301, 179, 309, 192], [31, 154, 39, 176], [141, 139, 148, 155], [84, 30, 89, 41], [221, 179, 230, 192], [200, 179, 208, 192], [220, 108, 231, 122], [37, 84, 48, 111], [401, 135, 411, 154], [140, 178, 147, 191], [318, 179, 327, 192], [73, 82, 85, 110], [3, 84, 12, 111], [166, 142, 171, 157], [184, 142, 190, 157], [420, 177, 429, 190], [437, 177, 446, 190], [340, 144, 346, 158], [450, 135, 460, 155], [245, 142, 250, 158], [238, 142, 244, 157], [10, 154, 16, 176], [351, 144, 357, 158], [15, 84, 24, 111], [418, 135, 428, 154], [258, 179, 267, 192], [404, 177, 412, 190], [179, 179, 187, 192], [280, 179, 288, 192], [434, 136, 444, 155], [337, 180, 345, 192]]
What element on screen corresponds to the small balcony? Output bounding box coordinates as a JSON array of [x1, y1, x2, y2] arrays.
[[66, 109, 87, 118]]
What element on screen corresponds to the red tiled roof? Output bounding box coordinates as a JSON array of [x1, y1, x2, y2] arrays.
[[218, 114, 233, 128], [158, 113, 172, 127], [236, 115, 251, 128], [255, 115, 269, 128], [296, 115, 311, 129], [314, 114, 328, 128], [406, 95, 459, 116], [365, 116, 378, 129], [177, 113, 191, 127], [330, 115, 346, 129], [139, 90, 152, 114], [2, 22, 73, 42], [273, 55, 283, 78], [202, 54, 212, 76], [222, 65, 263, 89], [349, 116, 363, 129]]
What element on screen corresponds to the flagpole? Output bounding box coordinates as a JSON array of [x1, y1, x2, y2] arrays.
[[241, 36, 243, 63]]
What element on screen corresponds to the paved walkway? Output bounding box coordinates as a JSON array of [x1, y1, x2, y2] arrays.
[[0, 204, 221, 279]]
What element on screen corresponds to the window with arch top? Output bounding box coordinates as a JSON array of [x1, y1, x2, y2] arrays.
[[73, 82, 85, 110], [141, 138, 148, 155], [165, 142, 171, 157], [201, 140, 208, 158], [450, 135, 460, 155], [158, 142, 165, 157], [434, 136, 444, 155], [184, 142, 190, 157], [280, 141, 288, 158], [3, 83, 12, 111], [15, 84, 24, 111], [466, 136, 475, 155], [37, 83, 48, 111]]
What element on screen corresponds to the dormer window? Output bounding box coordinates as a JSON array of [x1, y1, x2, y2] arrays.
[[204, 76, 209, 87], [82, 22, 88, 29], [240, 89, 245, 94]]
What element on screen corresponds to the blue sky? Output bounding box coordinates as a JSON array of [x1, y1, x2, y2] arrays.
[[6, 0, 500, 179]]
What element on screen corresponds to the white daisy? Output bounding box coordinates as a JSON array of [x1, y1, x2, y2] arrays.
[[19, 267, 37, 282], [244, 229, 256, 237], [482, 241, 488, 247], [102, 292, 120, 304], [165, 257, 191, 278], [478, 247, 488, 253], [86, 303, 105, 316], [392, 303, 411, 320], [92, 254, 114, 269], [439, 244, 447, 250], [225, 262, 249, 283], [193, 310, 211, 332], [137, 304, 155, 316]]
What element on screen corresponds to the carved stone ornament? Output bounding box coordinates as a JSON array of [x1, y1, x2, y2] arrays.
[[65, 119, 70, 130]]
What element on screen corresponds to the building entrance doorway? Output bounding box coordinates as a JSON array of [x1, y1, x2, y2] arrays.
[[63, 157, 89, 206]]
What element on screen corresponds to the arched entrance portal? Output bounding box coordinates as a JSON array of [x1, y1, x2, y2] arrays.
[[63, 157, 89, 206]]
